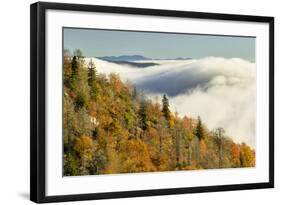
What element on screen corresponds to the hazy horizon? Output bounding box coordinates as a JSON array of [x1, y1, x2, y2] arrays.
[[64, 28, 255, 62]]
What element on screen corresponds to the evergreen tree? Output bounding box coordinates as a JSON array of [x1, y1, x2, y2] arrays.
[[74, 49, 83, 59], [88, 59, 97, 100], [71, 49, 85, 86], [132, 86, 137, 100], [63, 49, 72, 88], [195, 116, 204, 141], [70, 50, 90, 110], [161, 94, 171, 124], [139, 100, 149, 131], [71, 55, 78, 83]]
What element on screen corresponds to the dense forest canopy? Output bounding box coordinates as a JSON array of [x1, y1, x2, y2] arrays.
[[63, 49, 255, 176]]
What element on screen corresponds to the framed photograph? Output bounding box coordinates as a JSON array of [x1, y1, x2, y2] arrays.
[[30, 2, 274, 203]]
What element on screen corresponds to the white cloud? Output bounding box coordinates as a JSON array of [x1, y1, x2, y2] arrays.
[[85, 57, 256, 148]]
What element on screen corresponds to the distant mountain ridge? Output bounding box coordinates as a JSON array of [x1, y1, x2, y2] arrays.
[[98, 55, 152, 62], [97, 55, 192, 62]]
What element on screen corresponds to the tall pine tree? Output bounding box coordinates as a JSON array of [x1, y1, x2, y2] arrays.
[[195, 116, 204, 141], [162, 94, 171, 126], [88, 59, 97, 100], [71, 55, 78, 83], [139, 100, 148, 131]]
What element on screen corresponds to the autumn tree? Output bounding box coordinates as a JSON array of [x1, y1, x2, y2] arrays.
[[231, 143, 241, 167], [121, 138, 155, 173], [74, 135, 94, 175], [240, 143, 255, 167]]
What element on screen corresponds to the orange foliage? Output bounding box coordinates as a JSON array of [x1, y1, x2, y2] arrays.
[[109, 73, 127, 94], [148, 127, 159, 139], [121, 139, 156, 173], [231, 143, 240, 167], [199, 140, 208, 157]]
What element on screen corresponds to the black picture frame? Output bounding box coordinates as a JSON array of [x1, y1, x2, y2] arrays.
[[30, 1, 274, 203]]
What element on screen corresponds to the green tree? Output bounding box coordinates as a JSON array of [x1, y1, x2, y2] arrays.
[[64, 152, 80, 176], [63, 49, 72, 88], [71, 50, 90, 110], [161, 94, 171, 126], [71, 56, 79, 84], [132, 86, 138, 100], [195, 116, 204, 141], [74, 48, 84, 59], [88, 59, 97, 100], [139, 100, 149, 131]]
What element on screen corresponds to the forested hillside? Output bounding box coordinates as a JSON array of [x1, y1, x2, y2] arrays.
[[63, 49, 255, 176]]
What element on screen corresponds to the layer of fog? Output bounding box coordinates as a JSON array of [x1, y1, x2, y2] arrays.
[[85, 57, 256, 148]]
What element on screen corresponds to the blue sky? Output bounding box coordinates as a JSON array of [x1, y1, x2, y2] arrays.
[[64, 28, 255, 61]]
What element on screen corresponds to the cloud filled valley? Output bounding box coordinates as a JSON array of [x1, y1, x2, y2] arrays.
[[85, 57, 256, 148]]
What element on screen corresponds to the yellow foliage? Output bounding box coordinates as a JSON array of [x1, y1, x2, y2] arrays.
[[169, 117, 175, 128], [240, 143, 255, 167], [74, 135, 94, 161], [121, 139, 156, 173]]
